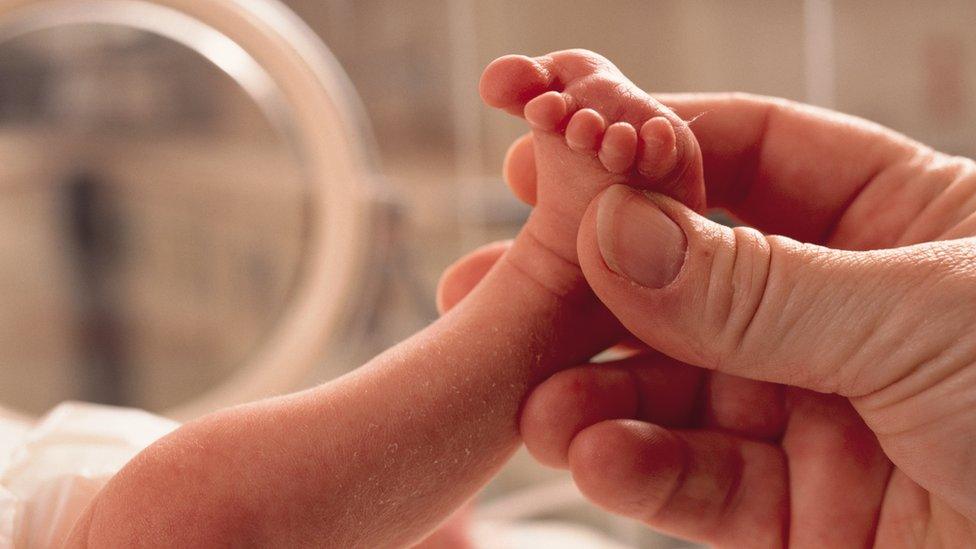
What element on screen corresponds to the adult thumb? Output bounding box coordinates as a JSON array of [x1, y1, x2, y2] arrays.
[[578, 184, 976, 397]]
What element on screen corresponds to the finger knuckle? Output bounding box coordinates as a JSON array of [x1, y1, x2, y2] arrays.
[[701, 226, 774, 369]]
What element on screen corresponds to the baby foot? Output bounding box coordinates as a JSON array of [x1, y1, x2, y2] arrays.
[[480, 49, 705, 264]]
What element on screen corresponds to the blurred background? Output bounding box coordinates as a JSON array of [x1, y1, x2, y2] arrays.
[[0, 0, 974, 546]]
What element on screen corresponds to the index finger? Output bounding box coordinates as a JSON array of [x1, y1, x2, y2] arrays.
[[657, 93, 922, 243]]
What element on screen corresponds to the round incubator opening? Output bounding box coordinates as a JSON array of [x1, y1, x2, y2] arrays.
[[0, 0, 379, 421]]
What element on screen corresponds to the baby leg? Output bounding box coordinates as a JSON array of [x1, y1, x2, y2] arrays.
[[68, 49, 705, 549]]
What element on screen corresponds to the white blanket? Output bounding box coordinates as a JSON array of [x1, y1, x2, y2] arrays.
[[0, 403, 178, 548]]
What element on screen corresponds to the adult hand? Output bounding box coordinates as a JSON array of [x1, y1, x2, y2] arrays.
[[439, 93, 976, 547]]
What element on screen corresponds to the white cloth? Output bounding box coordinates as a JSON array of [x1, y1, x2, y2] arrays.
[[0, 402, 178, 548], [472, 521, 632, 549]]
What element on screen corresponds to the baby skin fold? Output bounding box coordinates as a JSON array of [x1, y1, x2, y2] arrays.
[[66, 49, 705, 548]]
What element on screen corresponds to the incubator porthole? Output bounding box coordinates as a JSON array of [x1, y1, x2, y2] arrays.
[[0, 0, 377, 421]]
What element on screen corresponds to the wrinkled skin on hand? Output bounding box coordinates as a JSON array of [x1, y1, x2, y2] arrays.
[[440, 93, 976, 548]]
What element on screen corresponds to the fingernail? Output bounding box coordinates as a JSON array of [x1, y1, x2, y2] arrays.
[[596, 185, 687, 288]]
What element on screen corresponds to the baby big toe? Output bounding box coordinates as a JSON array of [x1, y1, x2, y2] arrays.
[[479, 54, 553, 115], [565, 108, 606, 154]]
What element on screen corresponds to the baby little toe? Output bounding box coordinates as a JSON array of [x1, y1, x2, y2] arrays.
[[636, 117, 678, 180]]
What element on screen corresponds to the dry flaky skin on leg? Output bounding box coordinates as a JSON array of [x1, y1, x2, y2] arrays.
[[66, 49, 705, 548], [68, 243, 618, 549]]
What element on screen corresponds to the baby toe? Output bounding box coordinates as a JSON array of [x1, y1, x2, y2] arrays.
[[636, 117, 678, 180], [598, 122, 638, 174], [479, 54, 554, 115], [565, 108, 606, 154], [524, 91, 569, 131]]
